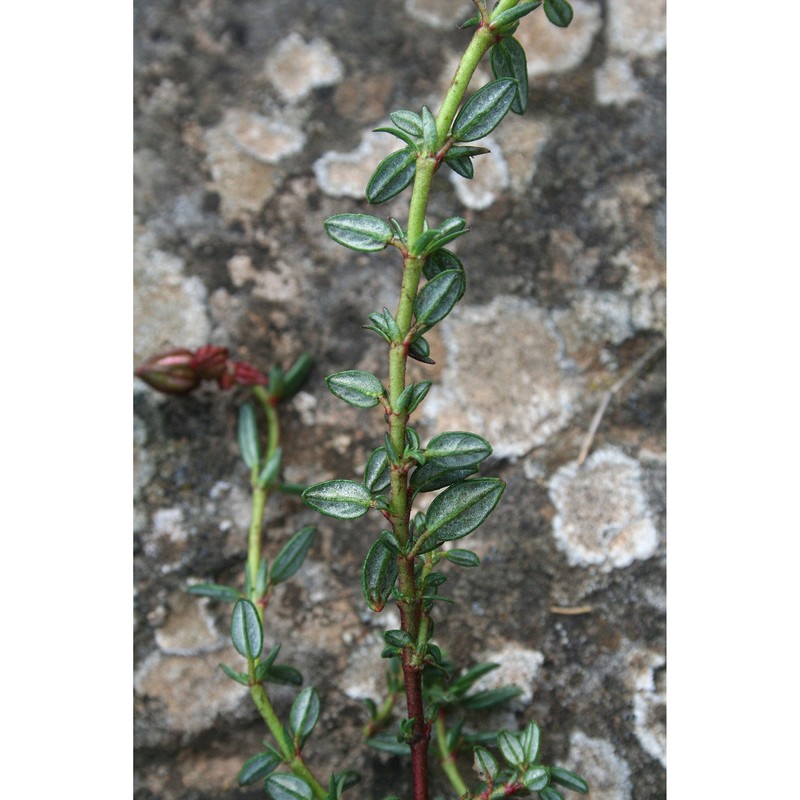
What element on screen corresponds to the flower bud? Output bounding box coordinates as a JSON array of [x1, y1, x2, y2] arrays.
[[191, 345, 229, 380], [230, 361, 269, 387], [135, 349, 201, 395]]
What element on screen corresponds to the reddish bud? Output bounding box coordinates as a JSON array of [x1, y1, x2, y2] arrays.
[[229, 361, 269, 387], [191, 345, 229, 380], [135, 349, 201, 395]]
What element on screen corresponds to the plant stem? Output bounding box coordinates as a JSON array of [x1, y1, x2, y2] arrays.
[[436, 709, 470, 797]]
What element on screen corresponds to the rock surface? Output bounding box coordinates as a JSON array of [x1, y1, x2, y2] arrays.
[[134, 1, 665, 798]]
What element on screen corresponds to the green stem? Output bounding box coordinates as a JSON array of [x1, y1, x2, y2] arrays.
[[436, 710, 470, 797]]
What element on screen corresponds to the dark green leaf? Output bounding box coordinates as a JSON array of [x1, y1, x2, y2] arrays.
[[237, 750, 281, 786], [445, 154, 473, 179], [361, 539, 398, 612], [423, 248, 463, 281], [423, 431, 492, 468], [422, 217, 470, 253], [373, 125, 419, 149], [379, 529, 404, 555], [425, 478, 505, 543], [237, 403, 260, 469], [421, 106, 438, 152], [303, 480, 372, 520], [270, 525, 316, 584], [383, 629, 413, 648], [260, 663, 303, 686], [462, 686, 522, 710], [290, 686, 321, 745], [219, 662, 249, 685], [328, 770, 361, 799], [364, 447, 391, 493], [414, 269, 466, 327], [230, 599, 262, 660], [279, 352, 312, 399], [549, 767, 589, 794], [408, 228, 440, 257], [265, 773, 314, 800], [366, 731, 411, 756], [325, 370, 384, 408], [406, 381, 432, 413], [460, 13, 480, 29], [491, 37, 528, 114], [451, 662, 500, 696], [324, 213, 394, 252], [538, 787, 565, 800], [390, 110, 424, 137], [498, 730, 525, 767], [452, 78, 517, 142], [411, 463, 478, 495], [187, 583, 241, 603], [258, 643, 282, 674], [544, 0, 573, 27], [408, 335, 435, 364], [473, 746, 499, 782], [443, 548, 480, 567], [257, 447, 283, 489], [366, 148, 417, 204], [491, 0, 543, 29]]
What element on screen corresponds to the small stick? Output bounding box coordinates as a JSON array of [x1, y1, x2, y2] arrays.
[[577, 339, 665, 466], [550, 605, 593, 615]]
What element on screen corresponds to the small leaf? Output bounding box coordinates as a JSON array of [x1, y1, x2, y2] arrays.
[[522, 765, 549, 792], [373, 125, 419, 149], [390, 110, 424, 137], [452, 78, 517, 142], [364, 447, 391, 493], [422, 217, 470, 253], [520, 720, 542, 765], [544, 0, 574, 28], [265, 773, 314, 800], [219, 662, 249, 685], [410, 463, 478, 495], [498, 730, 525, 767], [230, 599, 263, 660], [461, 686, 522, 710], [278, 352, 312, 399], [421, 106, 438, 152], [473, 746, 499, 782], [290, 686, 321, 745], [237, 403, 260, 469], [444, 154, 474, 179], [329, 770, 361, 799], [423, 431, 492, 468], [491, 0, 543, 29], [270, 525, 316, 584], [258, 447, 283, 489], [367, 731, 411, 755], [303, 480, 372, 520], [255, 557, 269, 599], [326, 370, 385, 408], [424, 478, 505, 543], [549, 767, 589, 794], [408, 335, 435, 364], [361, 539, 398, 612], [324, 213, 394, 252], [443, 548, 480, 567], [187, 583, 241, 602], [406, 381, 432, 414], [379, 529, 404, 555], [451, 662, 500, 696], [237, 750, 281, 786], [424, 248, 463, 281], [261, 663, 303, 686], [383, 629, 413, 648], [491, 37, 529, 114], [414, 269, 466, 327], [366, 148, 417, 204]]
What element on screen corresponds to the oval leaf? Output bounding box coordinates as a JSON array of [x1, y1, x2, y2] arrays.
[[187, 583, 242, 602], [549, 766, 589, 794], [538, 786, 566, 800], [491, 0, 543, 29], [237, 750, 281, 786], [361, 539, 398, 612], [364, 447, 391, 493], [366, 147, 417, 204], [265, 773, 314, 800], [520, 719, 542, 764], [452, 78, 517, 142], [303, 480, 372, 520], [423, 431, 492, 468], [523, 765, 549, 792], [326, 370, 384, 408], [237, 403, 260, 469], [270, 525, 316, 584], [410, 462, 478, 495], [544, 0, 574, 28], [423, 248, 463, 281], [390, 109, 423, 137], [443, 548, 480, 567], [473, 746, 499, 782], [490, 37, 528, 114], [324, 213, 394, 252], [289, 686, 321, 745], [414, 269, 466, 327], [230, 599, 263, 660], [498, 730, 525, 767], [425, 478, 505, 543]]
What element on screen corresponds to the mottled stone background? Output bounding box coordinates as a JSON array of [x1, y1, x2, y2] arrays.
[[134, 1, 666, 798]]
